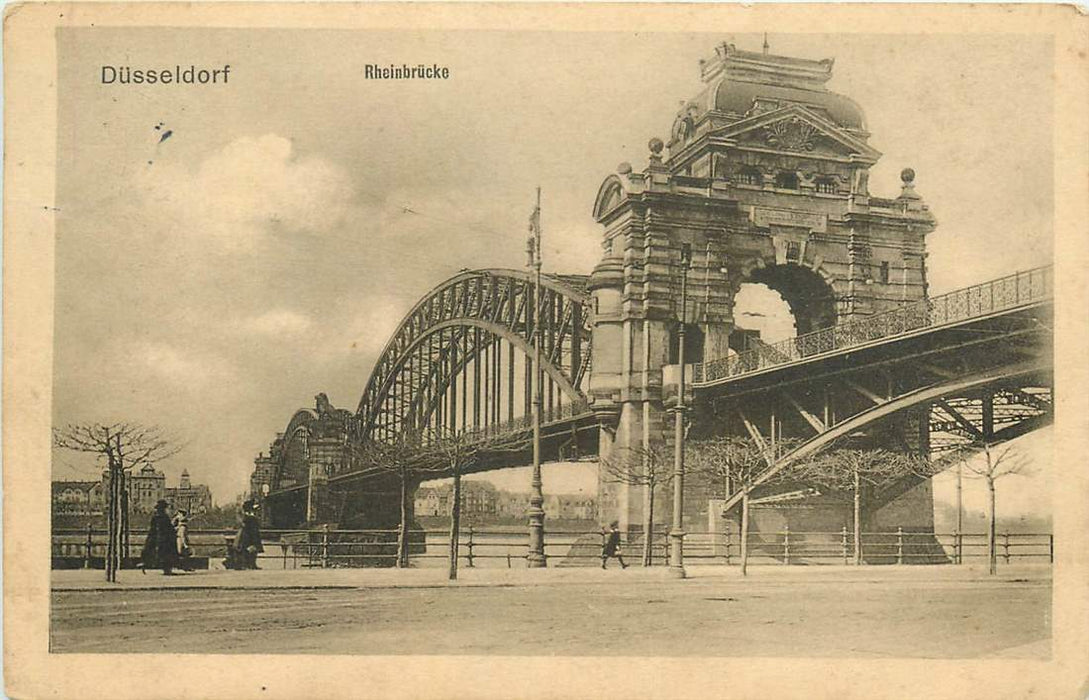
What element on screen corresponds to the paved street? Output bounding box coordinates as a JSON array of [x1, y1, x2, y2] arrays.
[[50, 565, 1050, 657]]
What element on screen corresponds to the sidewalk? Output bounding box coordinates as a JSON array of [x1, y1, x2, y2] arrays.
[[51, 562, 1051, 592]]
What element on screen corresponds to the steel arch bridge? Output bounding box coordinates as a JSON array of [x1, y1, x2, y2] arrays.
[[260, 265, 1053, 532], [356, 268, 595, 448]]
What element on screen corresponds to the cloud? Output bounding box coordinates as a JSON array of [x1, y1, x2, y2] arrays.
[[328, 295, 409, 360], [135, 341, 234, 389], [136, 134, 356, 252], [243, 309, 313, 337]]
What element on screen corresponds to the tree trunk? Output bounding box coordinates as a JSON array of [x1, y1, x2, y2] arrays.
[[448, 469, 462, 581], [106, 463, 117, 582], [642, 480, 654, 567], [987, 476, 997, 575], [397, 472, 409, 568], [740, 488, 750, 577], [121, 470, 130, 562], [853, 467, 862, 566], [109, 461, 124, 582]]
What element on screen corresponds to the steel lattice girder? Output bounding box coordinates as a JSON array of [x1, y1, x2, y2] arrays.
[[356, 269, 591, 443]]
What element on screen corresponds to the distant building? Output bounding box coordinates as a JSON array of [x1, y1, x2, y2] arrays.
[[496, 492, 531, 518], [413, 481, 498, 517], [108, 463, 166, 513], [413, 481, 596, 521], [543, 494, 598, 520], [414, 487, 448, 516], [68, 464, 213, 516], [51, 480, 105, 515], [165, 469, 213, 515], [250, 451, 277, 502]]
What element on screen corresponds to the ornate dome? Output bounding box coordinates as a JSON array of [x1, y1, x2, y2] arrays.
[[670, 43, 868, 152], [710, 79, 865, 131]]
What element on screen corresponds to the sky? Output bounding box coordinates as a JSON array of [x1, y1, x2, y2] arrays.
[[51, 29, 1053, 513]]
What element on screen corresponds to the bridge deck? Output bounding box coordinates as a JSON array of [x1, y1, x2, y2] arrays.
[[694, 266, 1052, 390]]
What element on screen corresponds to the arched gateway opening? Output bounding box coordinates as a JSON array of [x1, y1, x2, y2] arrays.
[[731, 263, 838, 354]]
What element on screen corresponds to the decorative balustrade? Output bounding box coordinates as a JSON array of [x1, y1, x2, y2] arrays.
[[694, 265, 1052, 384]]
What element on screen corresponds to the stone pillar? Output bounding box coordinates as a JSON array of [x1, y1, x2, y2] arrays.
[[307, 463, 331, 525]]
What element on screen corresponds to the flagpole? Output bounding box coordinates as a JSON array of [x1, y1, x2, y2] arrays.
[[527, 187, 547, 568]]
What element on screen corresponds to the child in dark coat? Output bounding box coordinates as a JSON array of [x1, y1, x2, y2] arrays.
[[601, 521, 628, 569]]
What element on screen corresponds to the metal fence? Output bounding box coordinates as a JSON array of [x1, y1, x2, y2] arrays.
[[52, 526, 1053, 569], [694, 265, 1053, 384]]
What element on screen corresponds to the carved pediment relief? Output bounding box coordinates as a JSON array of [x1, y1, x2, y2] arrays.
[[765, 117, 819, 152], [735, 117, 855, 158], [719, 104, 881, 162]]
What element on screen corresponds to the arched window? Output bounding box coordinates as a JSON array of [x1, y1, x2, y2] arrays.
[[737, 166, 763, 187], [815, 176, 837, 194], [775, 171, 799, 190]]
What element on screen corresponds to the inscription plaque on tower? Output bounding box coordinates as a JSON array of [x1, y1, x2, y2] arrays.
[[750, 206, 828, 233]]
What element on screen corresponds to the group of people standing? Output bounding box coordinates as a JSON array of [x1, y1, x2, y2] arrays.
[[138, 498, 264, 574], [138, 499, 192, 575]]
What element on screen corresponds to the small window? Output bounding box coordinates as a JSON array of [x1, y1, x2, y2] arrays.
[[879, 261, 890, 284], [737, 166, 763, 187], [786, 241, 802, 263], [815, 177, 837, 194], [775, 171, 799, 190]]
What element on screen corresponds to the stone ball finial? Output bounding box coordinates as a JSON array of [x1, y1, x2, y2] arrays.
[[648, 137, 664, 155], [617, 162, 633, 175], [900, 167, 916, 184]]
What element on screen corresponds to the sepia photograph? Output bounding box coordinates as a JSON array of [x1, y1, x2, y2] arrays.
[[5, 4, 1089, 699]]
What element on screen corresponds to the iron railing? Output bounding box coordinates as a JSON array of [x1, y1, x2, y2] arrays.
[[52, 526, 1053, 569], [694, 265, 1052, 384], [429, 397, 593, 444]]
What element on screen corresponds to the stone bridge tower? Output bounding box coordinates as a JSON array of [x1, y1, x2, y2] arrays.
[[588, 43, 936, 531]]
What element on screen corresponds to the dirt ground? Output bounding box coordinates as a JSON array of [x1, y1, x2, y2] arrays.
[[50, 567, 1050, 657]]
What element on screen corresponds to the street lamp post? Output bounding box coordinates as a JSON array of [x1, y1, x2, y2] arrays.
[[669, 243, 692, 579], [526, 187, 547, 568]]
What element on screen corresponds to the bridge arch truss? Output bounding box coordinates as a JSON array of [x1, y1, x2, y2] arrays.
[[357, 269, 593, 444]]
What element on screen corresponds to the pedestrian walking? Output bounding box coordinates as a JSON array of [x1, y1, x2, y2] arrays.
[[173, 509, 193, 571], [601, 521, 628, 569], [235, 500, 264, 570], [139, 500, 178, 575]]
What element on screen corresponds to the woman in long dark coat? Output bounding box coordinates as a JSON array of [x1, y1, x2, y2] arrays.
[[235, 500, 264, 569], [141, 500, 178, 575]]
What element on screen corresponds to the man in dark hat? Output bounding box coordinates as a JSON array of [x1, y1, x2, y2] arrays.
[[235, 499, 264, 570], [140, 499, 178, 575]]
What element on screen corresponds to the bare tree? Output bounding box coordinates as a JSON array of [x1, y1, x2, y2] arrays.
[[687, 436, 778, 576], [930, 442, 1031, 574], [352, 432, 438, 568], [600, 444, 673, 566], [53, 423, 182, 582], [791, 448, 923, 565], [424, 428, 530, 580]]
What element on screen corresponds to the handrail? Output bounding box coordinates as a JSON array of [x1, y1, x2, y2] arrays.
[[694, 265, 1052, 384], [52, 528, 1054, 568]]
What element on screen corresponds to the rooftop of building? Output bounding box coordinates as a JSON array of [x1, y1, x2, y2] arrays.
[[676, 42, 866, 136], [52, 480, 99, 493]]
